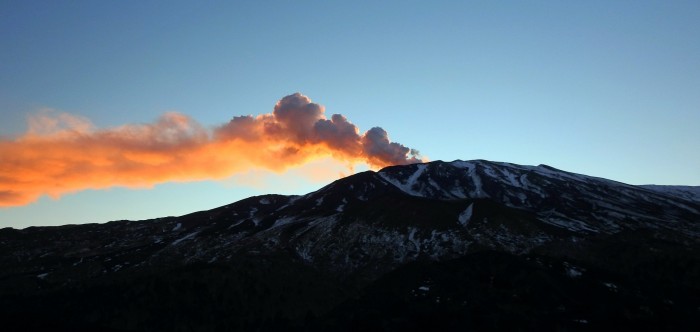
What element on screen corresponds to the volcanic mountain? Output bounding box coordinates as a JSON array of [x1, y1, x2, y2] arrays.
[[1, 160, 699, 331]]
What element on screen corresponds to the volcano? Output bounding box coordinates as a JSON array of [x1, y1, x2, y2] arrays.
[[1, 160, 698, 331]]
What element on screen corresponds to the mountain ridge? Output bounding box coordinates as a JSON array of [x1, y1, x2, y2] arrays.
[[2, 159, 698, 274], [1, 159, 698, 331]]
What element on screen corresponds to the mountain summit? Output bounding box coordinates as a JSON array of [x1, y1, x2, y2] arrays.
[[2, 160, 699, 331]]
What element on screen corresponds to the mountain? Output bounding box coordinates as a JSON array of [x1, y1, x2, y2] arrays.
[[640, 185, 700, 203], [1, 160, 699, 331]]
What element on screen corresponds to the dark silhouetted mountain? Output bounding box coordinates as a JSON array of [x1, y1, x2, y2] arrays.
[[1, 160, 698, 331]]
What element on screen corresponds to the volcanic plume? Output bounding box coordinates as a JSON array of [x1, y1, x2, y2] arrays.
[[0, 93, 421, 207]]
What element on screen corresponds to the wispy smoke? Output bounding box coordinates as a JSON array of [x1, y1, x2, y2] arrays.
[[0, 93, 421, 207]]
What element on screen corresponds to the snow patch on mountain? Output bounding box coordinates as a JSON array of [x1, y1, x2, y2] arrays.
[[458, 203, 473, 227], [378, 164, 427, 196], [449, 180, 468, 199], [336, 198, 347, 212], [172, 231, 199, 245], [272, 217, 297, 229]]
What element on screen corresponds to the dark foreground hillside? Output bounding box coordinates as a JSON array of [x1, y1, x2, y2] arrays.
[[2, 245, 699, 331]]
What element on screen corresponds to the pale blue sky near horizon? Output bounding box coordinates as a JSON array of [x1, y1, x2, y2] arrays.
[[1, 1, 699, 228]]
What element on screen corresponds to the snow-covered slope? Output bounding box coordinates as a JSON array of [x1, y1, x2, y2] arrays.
[[378, 160, 700, 236]]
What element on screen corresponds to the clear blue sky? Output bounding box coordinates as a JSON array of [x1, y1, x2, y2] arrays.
[[2, 1, 699, 228]]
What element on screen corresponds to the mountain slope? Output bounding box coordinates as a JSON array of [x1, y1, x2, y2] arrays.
[[1, 159, 698, 331], [641, 185, 700, 203], [379, 160, 699, 236]]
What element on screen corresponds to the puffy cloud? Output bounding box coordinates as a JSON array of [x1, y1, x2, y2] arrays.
[[271, 93, 324, 140], [362, 127, 421, 167], [314, 114, 363, 156]]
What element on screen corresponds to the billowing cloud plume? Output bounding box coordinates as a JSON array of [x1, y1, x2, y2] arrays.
[[0, 93, 421, 207]]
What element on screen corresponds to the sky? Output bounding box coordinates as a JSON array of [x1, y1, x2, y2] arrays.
[[1, 1, 699, 229]]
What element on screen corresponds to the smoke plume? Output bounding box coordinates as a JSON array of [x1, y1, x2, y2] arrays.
[[0, 93, 421, 207]]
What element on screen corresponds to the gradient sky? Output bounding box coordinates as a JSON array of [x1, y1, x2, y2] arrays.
[[2, 1, 699, 229]]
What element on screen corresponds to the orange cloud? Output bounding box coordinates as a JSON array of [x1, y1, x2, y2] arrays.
[[0, 93, 422, 207]]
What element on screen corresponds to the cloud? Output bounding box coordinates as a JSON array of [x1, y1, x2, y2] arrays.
[[362, 127, 421, 167], [0, 93, 422, 207]]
